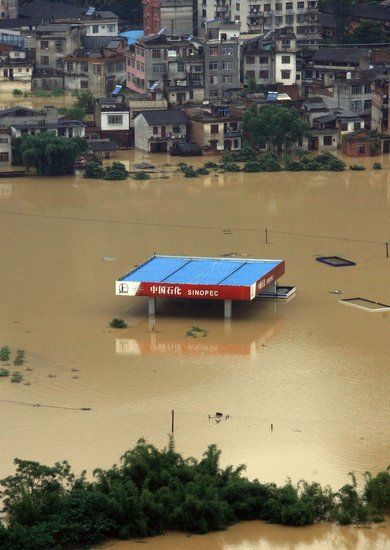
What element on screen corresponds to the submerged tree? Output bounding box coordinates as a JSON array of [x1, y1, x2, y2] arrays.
[[14, 133, 87, 176]]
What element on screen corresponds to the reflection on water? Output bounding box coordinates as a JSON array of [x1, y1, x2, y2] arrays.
[[115, 306, 284, 357]]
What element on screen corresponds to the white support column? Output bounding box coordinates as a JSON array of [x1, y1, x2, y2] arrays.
[[148, 297, 156, 317], [224, 300, 232, 319]]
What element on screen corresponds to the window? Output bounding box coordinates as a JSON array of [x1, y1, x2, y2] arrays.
[[0, 152, 9, 162], [209, 46, 219, 56], [281, 70, 291, 79], [323, 135, 332, 146], [0, 137, 8, 143], [131, 58, 135, 67], [93, 64, 101, 75], [298, 1, 304, 8], [80, 80, 88, 89], [286, 2, 293, 9], [358, 145, 365, 154], [177, 63, 184, 72], [222, 61, 232, 70], [222, 47, 233, 56], [285, 15, 294, 24], [351, 100, 362, 111], [152, 49, 161, 58], [193, 65, 202, 72], [211, 124, 219, 134], [235, 2, 240, 10], [140, 63, 144, 71], [209, 90, 219, 98], [246, 70, 255, 79], [173, 125, 180, 134], [67, 62, 73, 72], [40, 40, 49, 49], [259, 56, 268, 64], [92, 25, 99, 34], [364, 84, 371, 94], [153, 63, 165, 74], [275, 3, 282, 10], [364, 100, 372, 110], [40, 56, 49, 65], [259, 70, 269, 79], [246, 56, 255, 64], [209, 75, 218, 84], [282, 55, 290, 64], [354, 121, 362, 130], [351, 85, 361, 95], [209, 61, 218, 70], [55, 41, 63, 53], [222, 75, 233, 84], [340, 122, 348, 131], [136, 61, 140, 70], [81, 62, 88, 72], [108, 115, 123, 125], [107, 24, 115, 32], [152, 126, 158, 135], [264, 3, 271, 11]]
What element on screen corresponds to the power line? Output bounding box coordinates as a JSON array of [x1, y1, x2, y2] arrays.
[[0, 209, 388, 246]]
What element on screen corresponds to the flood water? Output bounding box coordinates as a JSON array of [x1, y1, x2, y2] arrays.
[[0, 150, 389, 548]]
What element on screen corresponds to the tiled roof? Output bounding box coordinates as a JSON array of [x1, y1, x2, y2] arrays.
[[137, 110, 188, 125]]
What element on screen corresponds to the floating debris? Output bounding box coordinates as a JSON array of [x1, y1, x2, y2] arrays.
[[102, 256, 118, 262], [316, 256, 356, 267], [186, 326, 208, 338], [208, 412, 230, 423], [48, 374, 57, 379], [330, 290, 343, 294]]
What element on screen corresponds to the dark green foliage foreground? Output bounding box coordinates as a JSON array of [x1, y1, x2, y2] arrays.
[[0, 440, 388, 550]]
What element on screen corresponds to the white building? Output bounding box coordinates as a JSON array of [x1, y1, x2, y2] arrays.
[[84, 11, 119, 37], [0, 129, 12, 164]]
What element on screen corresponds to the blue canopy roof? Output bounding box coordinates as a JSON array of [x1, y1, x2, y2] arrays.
[[119, 255, 283, 287], [119, 30, 144, 45]]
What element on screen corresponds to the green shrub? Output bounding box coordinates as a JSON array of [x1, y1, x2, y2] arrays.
[[182, 166, 198, 178], [0, 346, 10, 362], [196, 167, 210, 175], [349, 164, 366, 171], [110, 318, 127, 329], [221, 162, 240, 172], [11, 372, 23, 383], [260, 153, 282, 172], [12, 89, 23, 96], [132, 171, 150, 180], [204, 161, 218, 169], [243, 161, 263, 173], [50, 88, 65, 97], [13, 350, 25, 367], [0, 368, 10, 377], [373, 163, 382, 170], [84, 161, 105, 179], [104, 162, 128, 180]]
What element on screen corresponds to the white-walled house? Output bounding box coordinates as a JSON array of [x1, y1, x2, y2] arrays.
[[94, 97, 131, 148], [0, 128, 12, 164], [134, 110, 188, 152]]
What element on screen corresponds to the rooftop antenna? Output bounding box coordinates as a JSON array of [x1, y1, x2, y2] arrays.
[[149, 81, 159, 91], [157, 27, 167, 36]]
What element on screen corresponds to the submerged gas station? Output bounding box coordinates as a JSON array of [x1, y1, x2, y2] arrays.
[[116, 255, 294, 318]]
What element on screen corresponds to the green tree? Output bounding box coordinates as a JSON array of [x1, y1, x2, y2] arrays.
[[15, 133, 87, 176], [243, 104, 308, 152], [347, 20, 387, 44], [333, 0, 355, 42]]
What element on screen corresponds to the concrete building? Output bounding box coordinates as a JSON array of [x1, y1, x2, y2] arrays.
[[372, 73, 389, 136], [94, 96, 131, 148], [187, 103, 242, 151], [125, 33, 203, 95], [134, 109, 187, 152], [197, 0, 320, 45], [242, 30, 296, 87], [142, 0, 193, 37], [35, 24, 84, 70], [0, 0, 17, 19], [0, 50, 33, 92], [166, 50, 204, 105], [0, 128, 12, 164], [204, 24, 240, 100]]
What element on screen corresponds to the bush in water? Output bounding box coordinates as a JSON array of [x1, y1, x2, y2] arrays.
[[0, 441, 388, 549], [109, 318, 128, 329]]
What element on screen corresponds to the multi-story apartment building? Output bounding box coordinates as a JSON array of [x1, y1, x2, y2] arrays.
[[372, 73, 389, 136], [125, 33, 203, 95], [197, 0, 320, 46], [242, 30, 296, 87], [204, 23, 240, 100], [142, 0, 194, 37], [0, 0, 17, 19], [35, 24, 85, 70]]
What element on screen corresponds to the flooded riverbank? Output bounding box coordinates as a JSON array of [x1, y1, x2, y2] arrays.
[[0, 150, 389, 547], [102, 521, 390, 550]]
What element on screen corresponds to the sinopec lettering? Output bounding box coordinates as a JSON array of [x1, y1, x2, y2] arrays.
[[187, 289, 219, 297]]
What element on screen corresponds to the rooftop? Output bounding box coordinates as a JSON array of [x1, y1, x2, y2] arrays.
[[119, 255, 284, 288], [137, 109, 188, 125]]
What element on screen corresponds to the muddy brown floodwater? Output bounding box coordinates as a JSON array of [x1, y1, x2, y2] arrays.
[[0, 150, 389, 549]]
